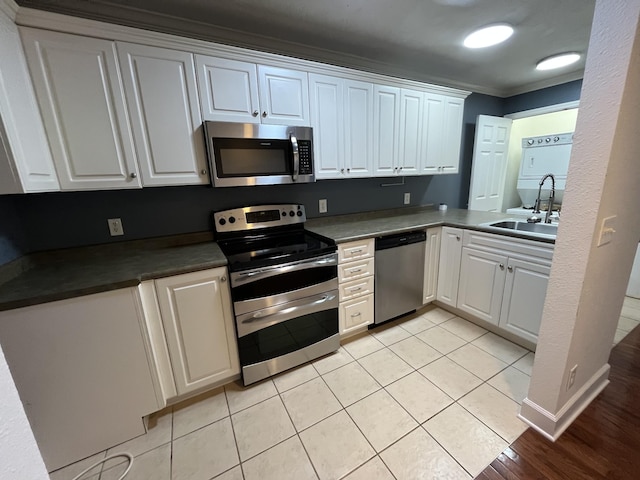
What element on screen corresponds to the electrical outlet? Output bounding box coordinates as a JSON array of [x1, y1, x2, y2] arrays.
[[404, 192, 411, 205], [107, 218, 124, 236], [567, 364, 578, 390], [319, 199, 328, 214]]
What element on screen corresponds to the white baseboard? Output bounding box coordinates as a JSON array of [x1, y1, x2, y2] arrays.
[[518, 363, 610, 441]]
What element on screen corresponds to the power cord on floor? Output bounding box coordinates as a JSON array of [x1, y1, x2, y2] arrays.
[[70, 452, 133, 480]]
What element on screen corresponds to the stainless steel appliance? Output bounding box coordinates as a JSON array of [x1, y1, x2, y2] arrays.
[[374, 230, 426, 325], [214, 204, 338, 385], [203, 121, 315, 187]]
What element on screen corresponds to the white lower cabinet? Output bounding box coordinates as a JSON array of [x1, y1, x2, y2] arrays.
[[154, 267, 240, 397], [458, 247, 507, 324], [423, 227, 441, 304], [446, 230, 553, 344], [436, 227, 463, 307], [500, 258, 551, 344], [0, 289, 160, 472], [337, 239, 375, 335]]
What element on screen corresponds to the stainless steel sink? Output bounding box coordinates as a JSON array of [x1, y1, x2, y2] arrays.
[[480, 220, 558, 239]]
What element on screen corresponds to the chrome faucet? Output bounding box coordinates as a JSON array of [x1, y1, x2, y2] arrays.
[[532, 173, 556, 224]]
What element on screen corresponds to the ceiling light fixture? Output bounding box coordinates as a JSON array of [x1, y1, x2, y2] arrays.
[[536, 52, 581, 70], [463, 24, 514, 49]]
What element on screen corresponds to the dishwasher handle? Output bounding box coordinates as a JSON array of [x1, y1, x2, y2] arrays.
[[375, 230, 426, 251]]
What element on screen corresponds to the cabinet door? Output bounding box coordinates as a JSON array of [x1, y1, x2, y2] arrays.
[[373, 85, 400, 176], [398, 89, 423, 175], [195, 55, 260, 123], [20, 28, 140, 190], [258, 65, 309, 126], [340, 293, 374, 335], [309, 73, 344, 179], [118, 43, 208, 186], [500, 258, 550, 344], [423, 227, 441, 304], [421, 92, 445, 174], [344, 79, 374, 177], [458, 247, 507, 325], [436, 227, 463, 307], [421, 93, 464, 175], [440, 96, 464, 173], [0, 17, 58, 193], [155, 267, 240, 395]]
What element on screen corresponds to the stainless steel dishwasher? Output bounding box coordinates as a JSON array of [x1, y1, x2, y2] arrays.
[[374, 230, 426, 325]]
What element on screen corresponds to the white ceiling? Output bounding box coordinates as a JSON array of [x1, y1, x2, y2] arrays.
[[16, 0, 596, 97]]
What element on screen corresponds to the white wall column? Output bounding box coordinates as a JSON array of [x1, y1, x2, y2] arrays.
[[520, 0, 640, 439]]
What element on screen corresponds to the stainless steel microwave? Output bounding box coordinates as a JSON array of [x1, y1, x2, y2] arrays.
[[203, 121, 315, 187]]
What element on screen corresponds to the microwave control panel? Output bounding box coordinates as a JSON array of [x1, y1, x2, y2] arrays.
[[298, 140, 313, 175]]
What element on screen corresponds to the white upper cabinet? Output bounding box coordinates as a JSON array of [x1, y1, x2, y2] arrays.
[[397, 88, 424, 175], [421, 93, 464, 174], [195, 55, 261, 123], [310, 73, 343, 178], [310, 74, 373, 179], [0, 12, 58, 194], [258, 65, 309, 126], [373, 85, 400, 176], [20, 28, 141, 190], [117, 43, 209, 186], [196, 56, 310, 126], [343, 80, 374, 177]]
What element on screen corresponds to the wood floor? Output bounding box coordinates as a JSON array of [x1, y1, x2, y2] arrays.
[[476, 324, 640, 480]]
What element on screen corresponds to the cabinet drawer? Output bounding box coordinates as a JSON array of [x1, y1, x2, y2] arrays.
[[339, 276, 374, 301], [338, 257, 374, 282], [338, 238, 374, 262], [340, 293, 374, 334]]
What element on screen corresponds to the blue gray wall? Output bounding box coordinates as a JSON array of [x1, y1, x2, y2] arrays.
[[503, 80, 582, 115], [0, 81, 582, 263]]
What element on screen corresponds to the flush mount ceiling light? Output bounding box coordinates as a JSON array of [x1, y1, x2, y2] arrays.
[[463, 24, 514, 48], [536, 52, 581, 70]]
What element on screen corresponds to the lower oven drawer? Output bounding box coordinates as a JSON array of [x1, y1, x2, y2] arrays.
[[236, 290, 339, 377]]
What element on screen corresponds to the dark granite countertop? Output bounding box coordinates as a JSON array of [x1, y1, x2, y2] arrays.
[[0, 207, 554, 312], [0, 233, 226, 311], [306, 206, 556, 244]]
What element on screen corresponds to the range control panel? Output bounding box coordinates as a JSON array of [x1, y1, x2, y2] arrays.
[[522, 132, 573, 148], [214, 204, 306, 233]]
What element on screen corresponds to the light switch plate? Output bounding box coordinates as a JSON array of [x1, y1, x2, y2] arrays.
[[319, 199, 327, 214], [404, 192, 411, 205], [597, 215, 617, 247]]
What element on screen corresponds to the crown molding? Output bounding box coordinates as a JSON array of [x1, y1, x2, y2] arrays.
[[0, 0, 19, 21]]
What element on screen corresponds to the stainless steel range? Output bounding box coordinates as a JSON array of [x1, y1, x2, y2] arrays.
[[214, 204, 339, 385]]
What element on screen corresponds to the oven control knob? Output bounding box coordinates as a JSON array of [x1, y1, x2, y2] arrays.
[[289, 210, 295, 217], [229, 216, 236, 224], [554, 136, 560, 142], [527, 139, 534, 145], [218, 218, 226, 226], [281, 211, 286, 217], [297, 211, 303, 217]]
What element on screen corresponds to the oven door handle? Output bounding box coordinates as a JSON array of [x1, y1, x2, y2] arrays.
[[231, 253, 337, 286], [236, 290, 339, 338], [291, 135, 299, 181]]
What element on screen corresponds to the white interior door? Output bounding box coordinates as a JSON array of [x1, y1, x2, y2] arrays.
[[468, 115, 512, 211]]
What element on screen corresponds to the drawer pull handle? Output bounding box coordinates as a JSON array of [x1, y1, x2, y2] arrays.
[[350, 287, 362, 292], [350, 249, 363, 254], [351, 312, 362, 318], [350, 269, 362, 274]]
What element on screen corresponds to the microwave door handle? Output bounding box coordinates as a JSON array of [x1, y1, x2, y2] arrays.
[[290, 135, 299, 181]]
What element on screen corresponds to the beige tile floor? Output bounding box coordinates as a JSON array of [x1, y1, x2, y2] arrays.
[[51, 299, 640, 480]]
